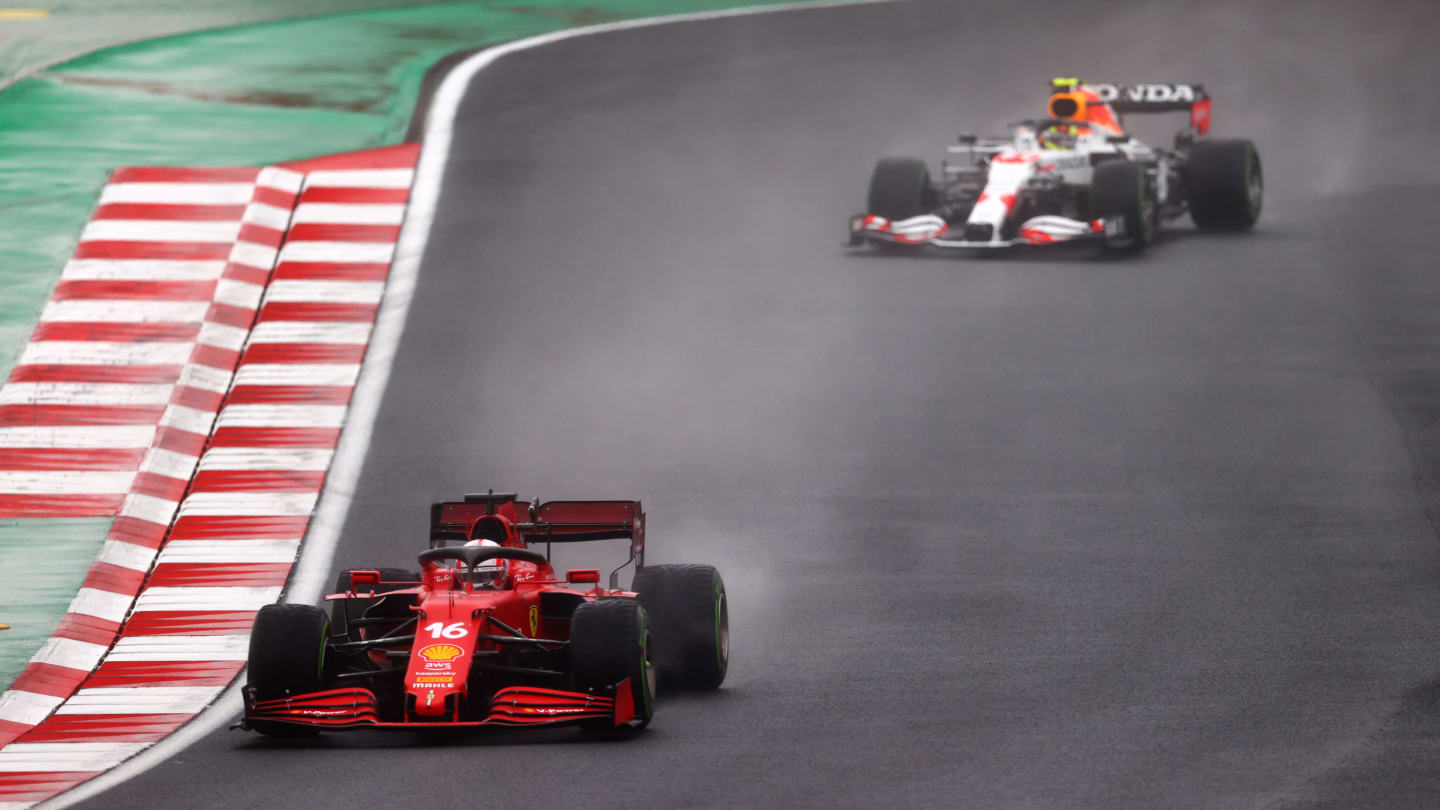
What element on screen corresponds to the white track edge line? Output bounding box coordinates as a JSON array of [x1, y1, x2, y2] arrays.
[[39, 1, 897, 806]]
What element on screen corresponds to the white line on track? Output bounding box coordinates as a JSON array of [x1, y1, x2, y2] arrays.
[[42, 1, 897, 806]]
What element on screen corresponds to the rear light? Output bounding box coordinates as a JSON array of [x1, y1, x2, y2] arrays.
[[566, 569, 601, 584], [349, 570, 381, 588]]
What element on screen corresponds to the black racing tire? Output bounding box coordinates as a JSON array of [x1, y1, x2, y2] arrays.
[[632, 564, 729, 691], [1185, 138, 1262, 231], [330, 568, 420, 637], [570, 598, 655, 729], [866, 157, 933, 221], [1091, 160, 1154, 254], [247, 603, 330, 736]]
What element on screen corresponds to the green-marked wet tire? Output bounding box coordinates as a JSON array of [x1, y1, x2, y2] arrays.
[[1186, 138, 1263, 231], [570, 598, 654, 729], [1092, 159, 1154, 254], [247, 603, 330, 737], [633, 564, 729, 691]]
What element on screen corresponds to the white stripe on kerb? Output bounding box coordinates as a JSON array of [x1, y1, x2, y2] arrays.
[[216, 404, 347, 428], [0, 742, 153, 772], [118, 493, 180, 526], [292, 203, 407, 225], [159, 404, 217, 436], [132, 588, 282, 613], [0, 425, 155, 448], [228, 241, 280, 272], [31, 637, 109, 673], [57, 686, 225, 716], [20, 341, 193, 366], [80, 220, 241, 244], [179, 491, 318, 516], [99, 182, 254, 205], [303, 169, 414, 188], [196, 322, 249, 351], [241, 203, 295, 230], [277, 242, 395, 264], [107, 634, 252, 662], [199, 447, 334, 471], [157, 539, 300, 564], [68, 588, 134, 624], [256, 167, 304, 194], [96, 539, 158, 572], [62, 260, 226, 281], [39, 299, 210, 323], [213, 279, 264, 310], [0, 383, 174, 405], [0, 471, 136, 494], [264, 280, 386, 304], [174, 364, 233, 395], [137, 448, 200, 481], [247, 321, 371, 344], [0, 690, 64, 727], [233, 363, 359, 387]]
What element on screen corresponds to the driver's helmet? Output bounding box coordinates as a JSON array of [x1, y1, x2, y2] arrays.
[[463, 538, 507, 588], [1039, 122, 1090, 150]]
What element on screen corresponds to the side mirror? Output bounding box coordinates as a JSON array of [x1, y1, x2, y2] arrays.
[[957, 133, 977, 145], [566, 569, 600, 584], [348, 569, 381, 592]]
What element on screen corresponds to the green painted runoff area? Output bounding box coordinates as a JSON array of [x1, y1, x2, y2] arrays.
[[0, 0, 770, 692]]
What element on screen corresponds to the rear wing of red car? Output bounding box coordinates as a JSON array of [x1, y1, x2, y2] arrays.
[[1088, 82, 1212, 135], [429, 492, 645, 564]]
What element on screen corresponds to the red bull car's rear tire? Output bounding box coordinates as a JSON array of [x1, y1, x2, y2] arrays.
[[1186, 138, 1262, 231]]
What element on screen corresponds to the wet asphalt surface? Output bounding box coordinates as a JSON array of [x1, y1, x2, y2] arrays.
[[81, 1, 1440, 807]]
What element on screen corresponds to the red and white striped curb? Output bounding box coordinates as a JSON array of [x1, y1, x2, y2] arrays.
[[0, 144, 420, 809]]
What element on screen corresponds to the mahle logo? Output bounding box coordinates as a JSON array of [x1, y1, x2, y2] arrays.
[[418, 644, 464, 662]]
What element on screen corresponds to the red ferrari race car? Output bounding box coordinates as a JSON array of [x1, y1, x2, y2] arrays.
[[240, 492, 729, 734]]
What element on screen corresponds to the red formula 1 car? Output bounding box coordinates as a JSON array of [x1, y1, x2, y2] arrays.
[[241, 492, 729, 734]]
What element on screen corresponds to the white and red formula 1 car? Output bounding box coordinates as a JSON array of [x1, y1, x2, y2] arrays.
[[848, 78, 1262, 254]]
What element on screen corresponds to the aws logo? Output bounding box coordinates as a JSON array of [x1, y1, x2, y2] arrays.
[[418, 644, 464, 662], [1092, 84, 1200, 104]]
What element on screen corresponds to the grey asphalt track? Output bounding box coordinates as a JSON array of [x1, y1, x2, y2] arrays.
[[79, 1, 1440, 807]]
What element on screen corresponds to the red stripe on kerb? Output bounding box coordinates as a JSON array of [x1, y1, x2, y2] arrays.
[[73, 242, 233, 261], [110, 166, 260, 183], [23, 714, 193, 743], [153, 427, 208, 457], [298, 186, 411, 204], [0, 719, 31, 747], [9, 364, 182, 384], [221, 263, 272, 286], [0, 448, 145, 471], [51, 612, 123, 646], [148, 562, 294, 587], [168, 514, 310, 540], [226, 385, 353, 405], [210, 426, 341, 448], [252, 186, 300, 209], [236, 223, 285, 248], [285, 223, 401, 242], [131, 471, 190, 502], [106, 516, 168, 549], [9, 663, 90, 699], [80, 561, 146, 596], [31, 321, 201, 342], [0, 772, 102, 802], [52, 280, 217, 301], [188, 343, 240, 370], [191, 469, 326, 492], [242, 343, 366, 364], [0, 494, 124, 518], [124, 611, 258, 637], [0, 404, 166, 426], [206, 303, 258, 328], [89, 659, 245, 684], [92, 203, 247, 221], [272, 261, 391, 282], [173, 385, 225, 413], [258, 302, 377, 322], [280, 142, 420, 172]]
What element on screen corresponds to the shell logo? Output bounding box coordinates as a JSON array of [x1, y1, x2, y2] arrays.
[[418, 644, 464, 662]]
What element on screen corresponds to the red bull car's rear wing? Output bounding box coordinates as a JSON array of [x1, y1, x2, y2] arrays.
[[1087, 82, 1212, 135]]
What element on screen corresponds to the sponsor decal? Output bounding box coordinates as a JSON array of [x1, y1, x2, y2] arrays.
[[418, 643, 464, 662], [424, 661, 453, 671], [412, 676, 454, 689], [529, 605, 540, 637], [1091, 83, 1198, 104]]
